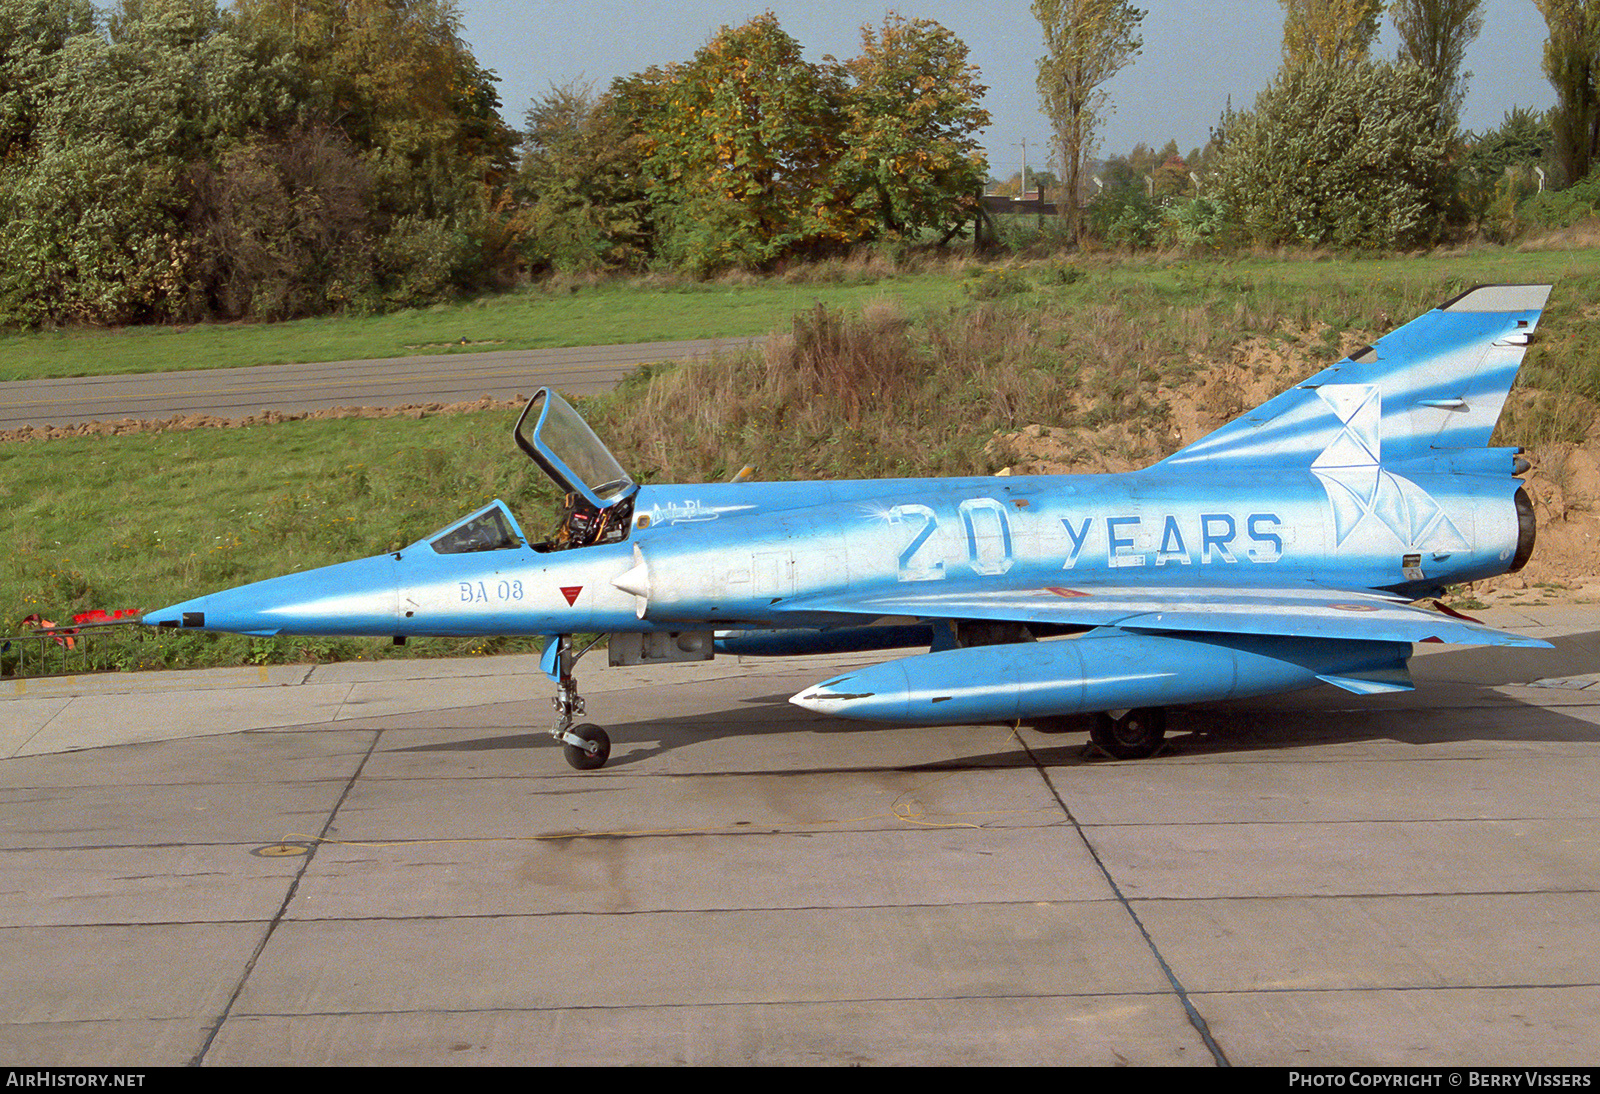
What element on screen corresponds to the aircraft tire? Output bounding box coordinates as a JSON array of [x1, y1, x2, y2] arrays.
[[1090, 707, 1166, 760], [563, 723, 611, 770]]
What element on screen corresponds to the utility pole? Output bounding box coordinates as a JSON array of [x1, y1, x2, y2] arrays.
[[1013, 137, 1044, 199]]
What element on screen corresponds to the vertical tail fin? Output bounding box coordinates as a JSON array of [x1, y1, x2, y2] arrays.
[[1157, 284, 1551, 471]]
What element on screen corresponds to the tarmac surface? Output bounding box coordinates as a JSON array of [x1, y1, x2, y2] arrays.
[[0, 337, 761, 430], [1, 604, 1598, 1066]]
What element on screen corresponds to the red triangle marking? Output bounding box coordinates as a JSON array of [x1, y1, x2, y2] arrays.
[[560, 586, 583, 606]]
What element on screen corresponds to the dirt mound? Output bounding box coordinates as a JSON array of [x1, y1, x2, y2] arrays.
[[1474, 444, 1600, 604]]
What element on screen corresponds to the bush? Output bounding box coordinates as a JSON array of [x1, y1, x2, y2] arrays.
[[989, 211, 1074, 253], [1087, 189, 1160, 249], [1041, 260, 1084, 285], [654, 190, 779, 279], [183, 129, 376, 320], [1516, 169, 1600, 231], [962, 266, 1030, 299], [1155, 197, 1233, 250], [0, 140, 187, 327], [375, 215, 476, 309], [1212, 61, 1453, 249], [1084, 192, 1234, 252]]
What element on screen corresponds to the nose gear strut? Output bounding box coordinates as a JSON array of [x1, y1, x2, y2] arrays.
[[550, 634, 611, 770]]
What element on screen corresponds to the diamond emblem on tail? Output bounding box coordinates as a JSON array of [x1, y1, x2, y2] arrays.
[[1310, 385, 1470, 551]]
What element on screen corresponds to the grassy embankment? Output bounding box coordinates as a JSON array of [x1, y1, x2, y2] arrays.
[[4, 246, 1599, 676]]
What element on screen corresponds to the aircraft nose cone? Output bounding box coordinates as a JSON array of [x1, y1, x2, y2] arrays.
[[140, 598, 211, 630], [141, 553, 400, 636]]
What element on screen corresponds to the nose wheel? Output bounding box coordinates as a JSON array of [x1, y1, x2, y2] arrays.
[[562, 723, 611, 770], [549, 635, 612, 770]]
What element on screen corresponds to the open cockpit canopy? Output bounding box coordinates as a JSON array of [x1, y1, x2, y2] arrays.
[[514, 388, 636, 510]]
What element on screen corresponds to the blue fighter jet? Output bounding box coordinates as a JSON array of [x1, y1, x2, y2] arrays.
[[143, 284, 1554, 769]]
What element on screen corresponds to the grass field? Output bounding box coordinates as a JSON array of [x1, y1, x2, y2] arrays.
[[0, 267, 973, 382], [4, 243, 1598, 674]]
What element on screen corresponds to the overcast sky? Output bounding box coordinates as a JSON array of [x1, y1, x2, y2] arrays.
[[455, 1, 1554, 179]]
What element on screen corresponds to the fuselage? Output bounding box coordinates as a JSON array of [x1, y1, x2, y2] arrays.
[[146, 463, 1528, 641]]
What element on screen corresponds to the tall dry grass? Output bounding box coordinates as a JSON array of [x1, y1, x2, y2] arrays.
[[592, 302, 1064, 481], [590, 295, 1217, 483]]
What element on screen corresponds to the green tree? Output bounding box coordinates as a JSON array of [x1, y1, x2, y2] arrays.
[[0, 0, 299, 325], [0, 0, 519, 326], [0, 0, 97, 158], [838, 14, 990, 241], [514, 81, 651, 274], [1466, 105, 1554, 177], [1032, 0, 1145, 247], [60, 0, 296, 163], [1390, 0, 1485, 124], [237, 0, 518, 298], [640, 14, 854, 274], [1535, 0, 1600, 187], [236, 0, 474, 149], [1093, 152, 1136, 195], [1279, 0, 1382, 67], [1212, 60, 1452, 248]]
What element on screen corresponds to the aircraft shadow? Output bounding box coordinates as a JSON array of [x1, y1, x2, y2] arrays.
[[380, 630, 1599, 772]]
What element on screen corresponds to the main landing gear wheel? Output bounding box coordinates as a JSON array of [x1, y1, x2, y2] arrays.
[[562, 723, 611, 771], [1090, 707, 1167, 760]]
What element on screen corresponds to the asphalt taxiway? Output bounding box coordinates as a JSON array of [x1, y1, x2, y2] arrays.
[[1, 605, 1597, 1066], [0, 337, 762, 430]]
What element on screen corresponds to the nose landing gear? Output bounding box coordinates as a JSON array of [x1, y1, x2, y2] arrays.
[[549, 634, 611, 770]]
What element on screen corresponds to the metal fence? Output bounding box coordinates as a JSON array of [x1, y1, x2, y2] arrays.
[[1, 621, 148, 679]]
